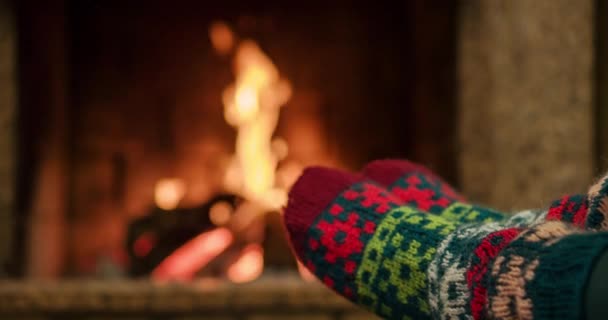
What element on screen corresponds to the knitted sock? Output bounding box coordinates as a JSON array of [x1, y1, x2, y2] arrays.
[[284, 166, 608, 320], [363, 159, 590, 227], [362, 159, 505, 223], [362, 159, 466, 203], [586, 171, 608, 230]]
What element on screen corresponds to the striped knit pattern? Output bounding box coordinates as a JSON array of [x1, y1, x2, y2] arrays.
[[302, 180, 456, 318], [546, 194, 588, 227], [587, 173, 608, 230], [293, 180, 583, 319], [356, 207, 456, 318], [486, 221, 608, 319], [363, 159, 596, 227], [427, 210, 546, 320], [285, 164, 608, 320]]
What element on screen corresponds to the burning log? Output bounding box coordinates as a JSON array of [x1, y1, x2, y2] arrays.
[[125, 193, 239, 277]]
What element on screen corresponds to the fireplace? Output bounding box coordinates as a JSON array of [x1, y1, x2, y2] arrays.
[[5, 0, 457, 318]]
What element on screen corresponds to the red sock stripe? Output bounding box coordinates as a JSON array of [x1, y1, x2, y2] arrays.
[[467, 228, 521, 320], [547, 195, 588, 228]]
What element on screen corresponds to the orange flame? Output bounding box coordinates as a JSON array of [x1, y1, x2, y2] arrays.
[[226, 243, 264, 283], [221, 37, 291, 211], [206, 22, 300, 283]]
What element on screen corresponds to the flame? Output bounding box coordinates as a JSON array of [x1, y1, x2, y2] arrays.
[[209, 21, 235, 55], [226, 243, 264, 283], [205, 22, 301, 283], [152, 228, 234, 281], [154, 178, 186, 210], [276, 161, 304, 190], [271, 138, 289, 161], [209, 201, 233, 226], [221, 37, 291, 210]]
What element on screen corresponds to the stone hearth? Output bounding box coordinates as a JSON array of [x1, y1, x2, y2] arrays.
[[0, 274, 379, 320]]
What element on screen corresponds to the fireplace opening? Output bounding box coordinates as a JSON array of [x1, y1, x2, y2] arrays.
[[13, 0, 457, 281]]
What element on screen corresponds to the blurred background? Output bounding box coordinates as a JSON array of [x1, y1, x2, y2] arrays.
[[0, 0, 606, 319]]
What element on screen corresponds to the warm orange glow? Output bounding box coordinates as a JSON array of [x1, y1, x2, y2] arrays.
[[209, 201, 233, 226], [152, 228, 233, 281], [296, 260, 316, 282], [234, 86, 259, 118], [209, 21, 235, 55], [229, 201, 265, 234], [271, 138, 289, 161], [276, 161, 304, 190], [154, 178, 186, 210], [226, 243, 264, 283], [221, 37, 291, 211]]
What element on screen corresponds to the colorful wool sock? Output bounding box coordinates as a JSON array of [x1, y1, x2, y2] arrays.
[[363, 159, 592, 228], [362, 159, 466, 204], [586, 171, 608, 230], [362, 159, 506, 223], [284, 166, 608, 320]]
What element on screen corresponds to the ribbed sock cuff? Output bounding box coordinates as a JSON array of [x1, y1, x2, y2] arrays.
[[528, 232, 608, 319]]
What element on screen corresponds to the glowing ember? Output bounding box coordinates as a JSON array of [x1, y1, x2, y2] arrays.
[[152, 228, 234, 281], [133, 232, 157, 258], [226, 243, 264, 283], [154, 178, 186, 210]]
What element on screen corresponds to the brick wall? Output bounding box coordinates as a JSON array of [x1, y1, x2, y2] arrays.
[[0, 0, 16, 276]]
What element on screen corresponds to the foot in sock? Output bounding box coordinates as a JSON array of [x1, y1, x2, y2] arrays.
[[284, 166, 608, 319], [363, 159, 596, 228], [362, 159, 507, 223]]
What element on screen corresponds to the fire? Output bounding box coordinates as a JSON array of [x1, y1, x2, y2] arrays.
[[150, 21, 296, 284], [152, 228, 234, 281], [222, 38, 292, 210], [209, 21, 235, 55], [145, 22, 328, 284], [154, 178, 186, 210], [226, 243, 264, 283], [209, 201, 233, 226], [214, 24, 291, 284]]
